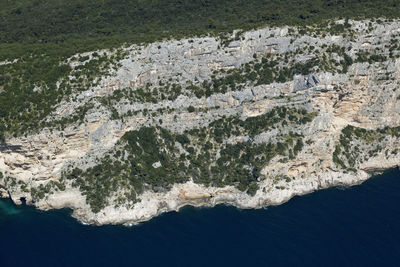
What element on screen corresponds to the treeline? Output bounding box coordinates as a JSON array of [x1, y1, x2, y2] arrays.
[[1, 0, 400, 60]]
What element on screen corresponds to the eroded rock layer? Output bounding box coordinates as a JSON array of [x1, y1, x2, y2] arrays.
[[1, 20, 400, 225]]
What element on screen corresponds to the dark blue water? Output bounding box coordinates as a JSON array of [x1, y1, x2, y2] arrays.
[[0, 169, 399, 267]]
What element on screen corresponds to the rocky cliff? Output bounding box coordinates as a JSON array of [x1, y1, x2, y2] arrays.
[[1, 19, 400, 225]]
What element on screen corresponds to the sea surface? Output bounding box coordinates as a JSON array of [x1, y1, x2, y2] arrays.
[[0, 169, 399, 267]]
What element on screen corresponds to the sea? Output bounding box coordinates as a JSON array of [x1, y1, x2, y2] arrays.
[[0, 169, 399, 267]]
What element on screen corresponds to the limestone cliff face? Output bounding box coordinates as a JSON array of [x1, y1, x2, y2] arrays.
[[0, 19, 400, 225]]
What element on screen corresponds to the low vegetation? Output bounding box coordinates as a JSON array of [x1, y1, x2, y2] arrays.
[[63, 106, 317, 212], [333, 125, 400, 170]]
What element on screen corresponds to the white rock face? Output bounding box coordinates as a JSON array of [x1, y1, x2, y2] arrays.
[[0, 19, 400, 225]]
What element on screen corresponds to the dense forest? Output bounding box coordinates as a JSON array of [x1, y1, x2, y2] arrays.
[[1, 0, 399, 60]]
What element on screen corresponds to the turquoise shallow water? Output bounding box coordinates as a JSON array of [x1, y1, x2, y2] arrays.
[[0, 169, 399, 266], [0, 199, 21, 215]]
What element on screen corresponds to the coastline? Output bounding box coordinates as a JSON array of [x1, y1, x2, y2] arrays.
[[65, 164, 398, 226], [2, 166, 400, 267], [0, 20, 399, 226], [2, 165, 396, 227]]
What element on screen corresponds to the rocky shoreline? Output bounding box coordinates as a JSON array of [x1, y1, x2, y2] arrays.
[[1, 19, 400, 225], [30, 160, 398, 226]]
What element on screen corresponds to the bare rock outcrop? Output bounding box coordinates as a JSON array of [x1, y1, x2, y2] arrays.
[[1, 19, 399, 225]]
